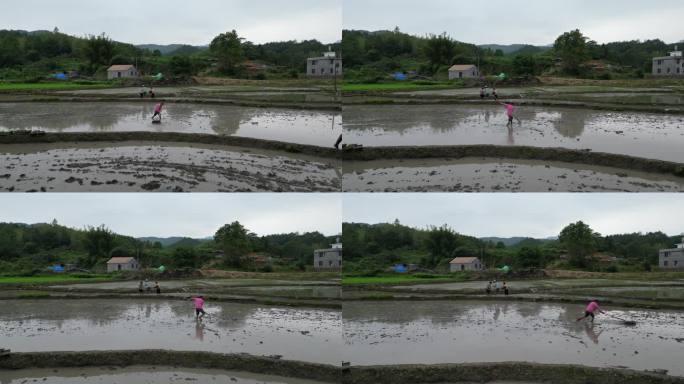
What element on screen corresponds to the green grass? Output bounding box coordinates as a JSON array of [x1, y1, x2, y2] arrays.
[[0, 274, 115, 284], [0, 82, 116, 91], [343, 82, 457, 92], [342, 274, 466, 285]]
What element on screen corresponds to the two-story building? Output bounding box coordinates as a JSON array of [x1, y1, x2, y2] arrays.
[[314, 238, 342, 271], [659, 237, 684, 269], [653, 47, 683, 76], [307, 48, 342, 77]]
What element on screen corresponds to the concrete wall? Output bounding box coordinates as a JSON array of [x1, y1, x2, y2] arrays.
[[450, 260, 482, 272], [107, 68, 138, 80], [314, 248, 342, 271], [307, 57, 343, 77], [107, 260, 138, 272], [449, 68, 478, 79], [652, 57, 684, 76], [659, 248, 684, 268]]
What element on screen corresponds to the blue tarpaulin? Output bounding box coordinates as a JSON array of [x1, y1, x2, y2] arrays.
[[53, 73, 67, 80], [49, 265, 65, 273], [393, 264, 408, 273], [393, 72, 407, 81]]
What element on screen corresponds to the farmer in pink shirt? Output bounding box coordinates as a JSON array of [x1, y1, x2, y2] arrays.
[[152, 102, 164, 121], [500, 102, 520, 127], [191, 295, 206, 320], [576, 299, 604, 322]]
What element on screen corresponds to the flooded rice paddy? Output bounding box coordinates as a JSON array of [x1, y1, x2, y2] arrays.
[[343, 105, 684, 162], [343, 158, 684, 192], [0, 299, 341, 364], [0, 366, 330, 384], [0, 102, 341, 147], [342, 301, 684, 375], [0, 142, 340, 192]]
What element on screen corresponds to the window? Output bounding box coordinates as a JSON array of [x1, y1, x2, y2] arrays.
[[320, 68, 324, 74], [335, 62, 340, 67], [664, 260, 668, 266], [330, 68, 334, 74], [311, 60, 317, 66], [460, 265, 465, 271], [667, 68, 671, 73], [328, 260, 332, 266], [678, 68, 681, 74], [675, 260, 679, 267], [311, 69, 315, 74], [664, 252, 669, 257], [658, 60, 663, 65], [318, 261, 323, 266], [117, 264, 122, 271], [658, 69, 662, 74], [330, 59, 334, 64]]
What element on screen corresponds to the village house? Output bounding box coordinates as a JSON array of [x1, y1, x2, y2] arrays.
[[314, 238, 342, 271], [106, 256, 139, 272], [307, 48, 342, 77], [652, 47, 683, 76], [659, 237, 684, 269], [449, 256, 484, 272], [107, 64, 139, 80], [448, 64, 479, 80]]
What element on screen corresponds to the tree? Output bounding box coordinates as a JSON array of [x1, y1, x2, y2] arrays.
[[173, 246, 198, 269], [169, 56, 194, 76], [517, 247, 544, 269], [512, 54, 537, 76], [423, 224, 457, 268], [84, 33, 114, 69], [554, 29, 589, 75], [210, 30, 244, 75], [559, 221, 600, 268], [423, 32, 455, 68], [82, 224, 115, 267], [214, 221, 250, 268]]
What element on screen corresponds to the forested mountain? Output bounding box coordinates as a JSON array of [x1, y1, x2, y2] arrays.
[[343, 221, 679, 274]]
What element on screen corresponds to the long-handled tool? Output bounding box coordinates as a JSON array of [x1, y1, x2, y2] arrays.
[[606, 312, 637, 326]]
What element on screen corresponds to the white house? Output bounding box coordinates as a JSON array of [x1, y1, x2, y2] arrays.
[[314, 238, 342, 271], [449, 256, 484, 272], [659, 237, 684, 269], [106, 257, 139, 272], [448, 64, 479, 80], [307, 48, 342, 77], [107, 65, 139, 80], [653, 47, 684, 76]]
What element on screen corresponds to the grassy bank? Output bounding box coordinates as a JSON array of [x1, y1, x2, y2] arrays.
[[0, 81, 116, 92], [343, 274, 467, 285], [0, 274, 115, 285]]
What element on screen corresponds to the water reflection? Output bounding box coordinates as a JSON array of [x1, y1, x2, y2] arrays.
[[0, 102, 341, 146]]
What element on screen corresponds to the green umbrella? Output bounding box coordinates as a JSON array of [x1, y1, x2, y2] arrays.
[[158, 265, 166, 272]]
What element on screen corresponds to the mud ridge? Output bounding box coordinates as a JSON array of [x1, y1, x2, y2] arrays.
[[344, 362, 684, 384], [0, 131, 340, 159], [0, 350, 340, 383], [342, 145, 684, 177]]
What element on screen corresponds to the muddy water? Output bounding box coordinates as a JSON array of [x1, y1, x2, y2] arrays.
[[343, 105, 684, 162], [0, 142, 340, 192], [0, 102, 342, 146], [343, 158, 684, 192], [0, 299, 341, 364], [0, 366, 330, 384], [391, 279, 683, 293], [343, 301, 684, 375]]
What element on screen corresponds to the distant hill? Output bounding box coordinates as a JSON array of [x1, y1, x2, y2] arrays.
[[136, 44, 207, 55], [137, 236, 210, 247], [479, 44, 552, 55]]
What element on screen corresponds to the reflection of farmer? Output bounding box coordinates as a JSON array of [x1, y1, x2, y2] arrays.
[[576, 299, 604, 323], [583, 322, 604, 344], [195, 321, 205, 341], [152, 102, 164, 121], [334, 134, 342, 149]]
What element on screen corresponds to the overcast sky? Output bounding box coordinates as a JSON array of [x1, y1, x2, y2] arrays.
[[343, 194, 684, 238], [0, 0, 341, 45], [0, 194, 342, 238], [344, 0, 684, 45]]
